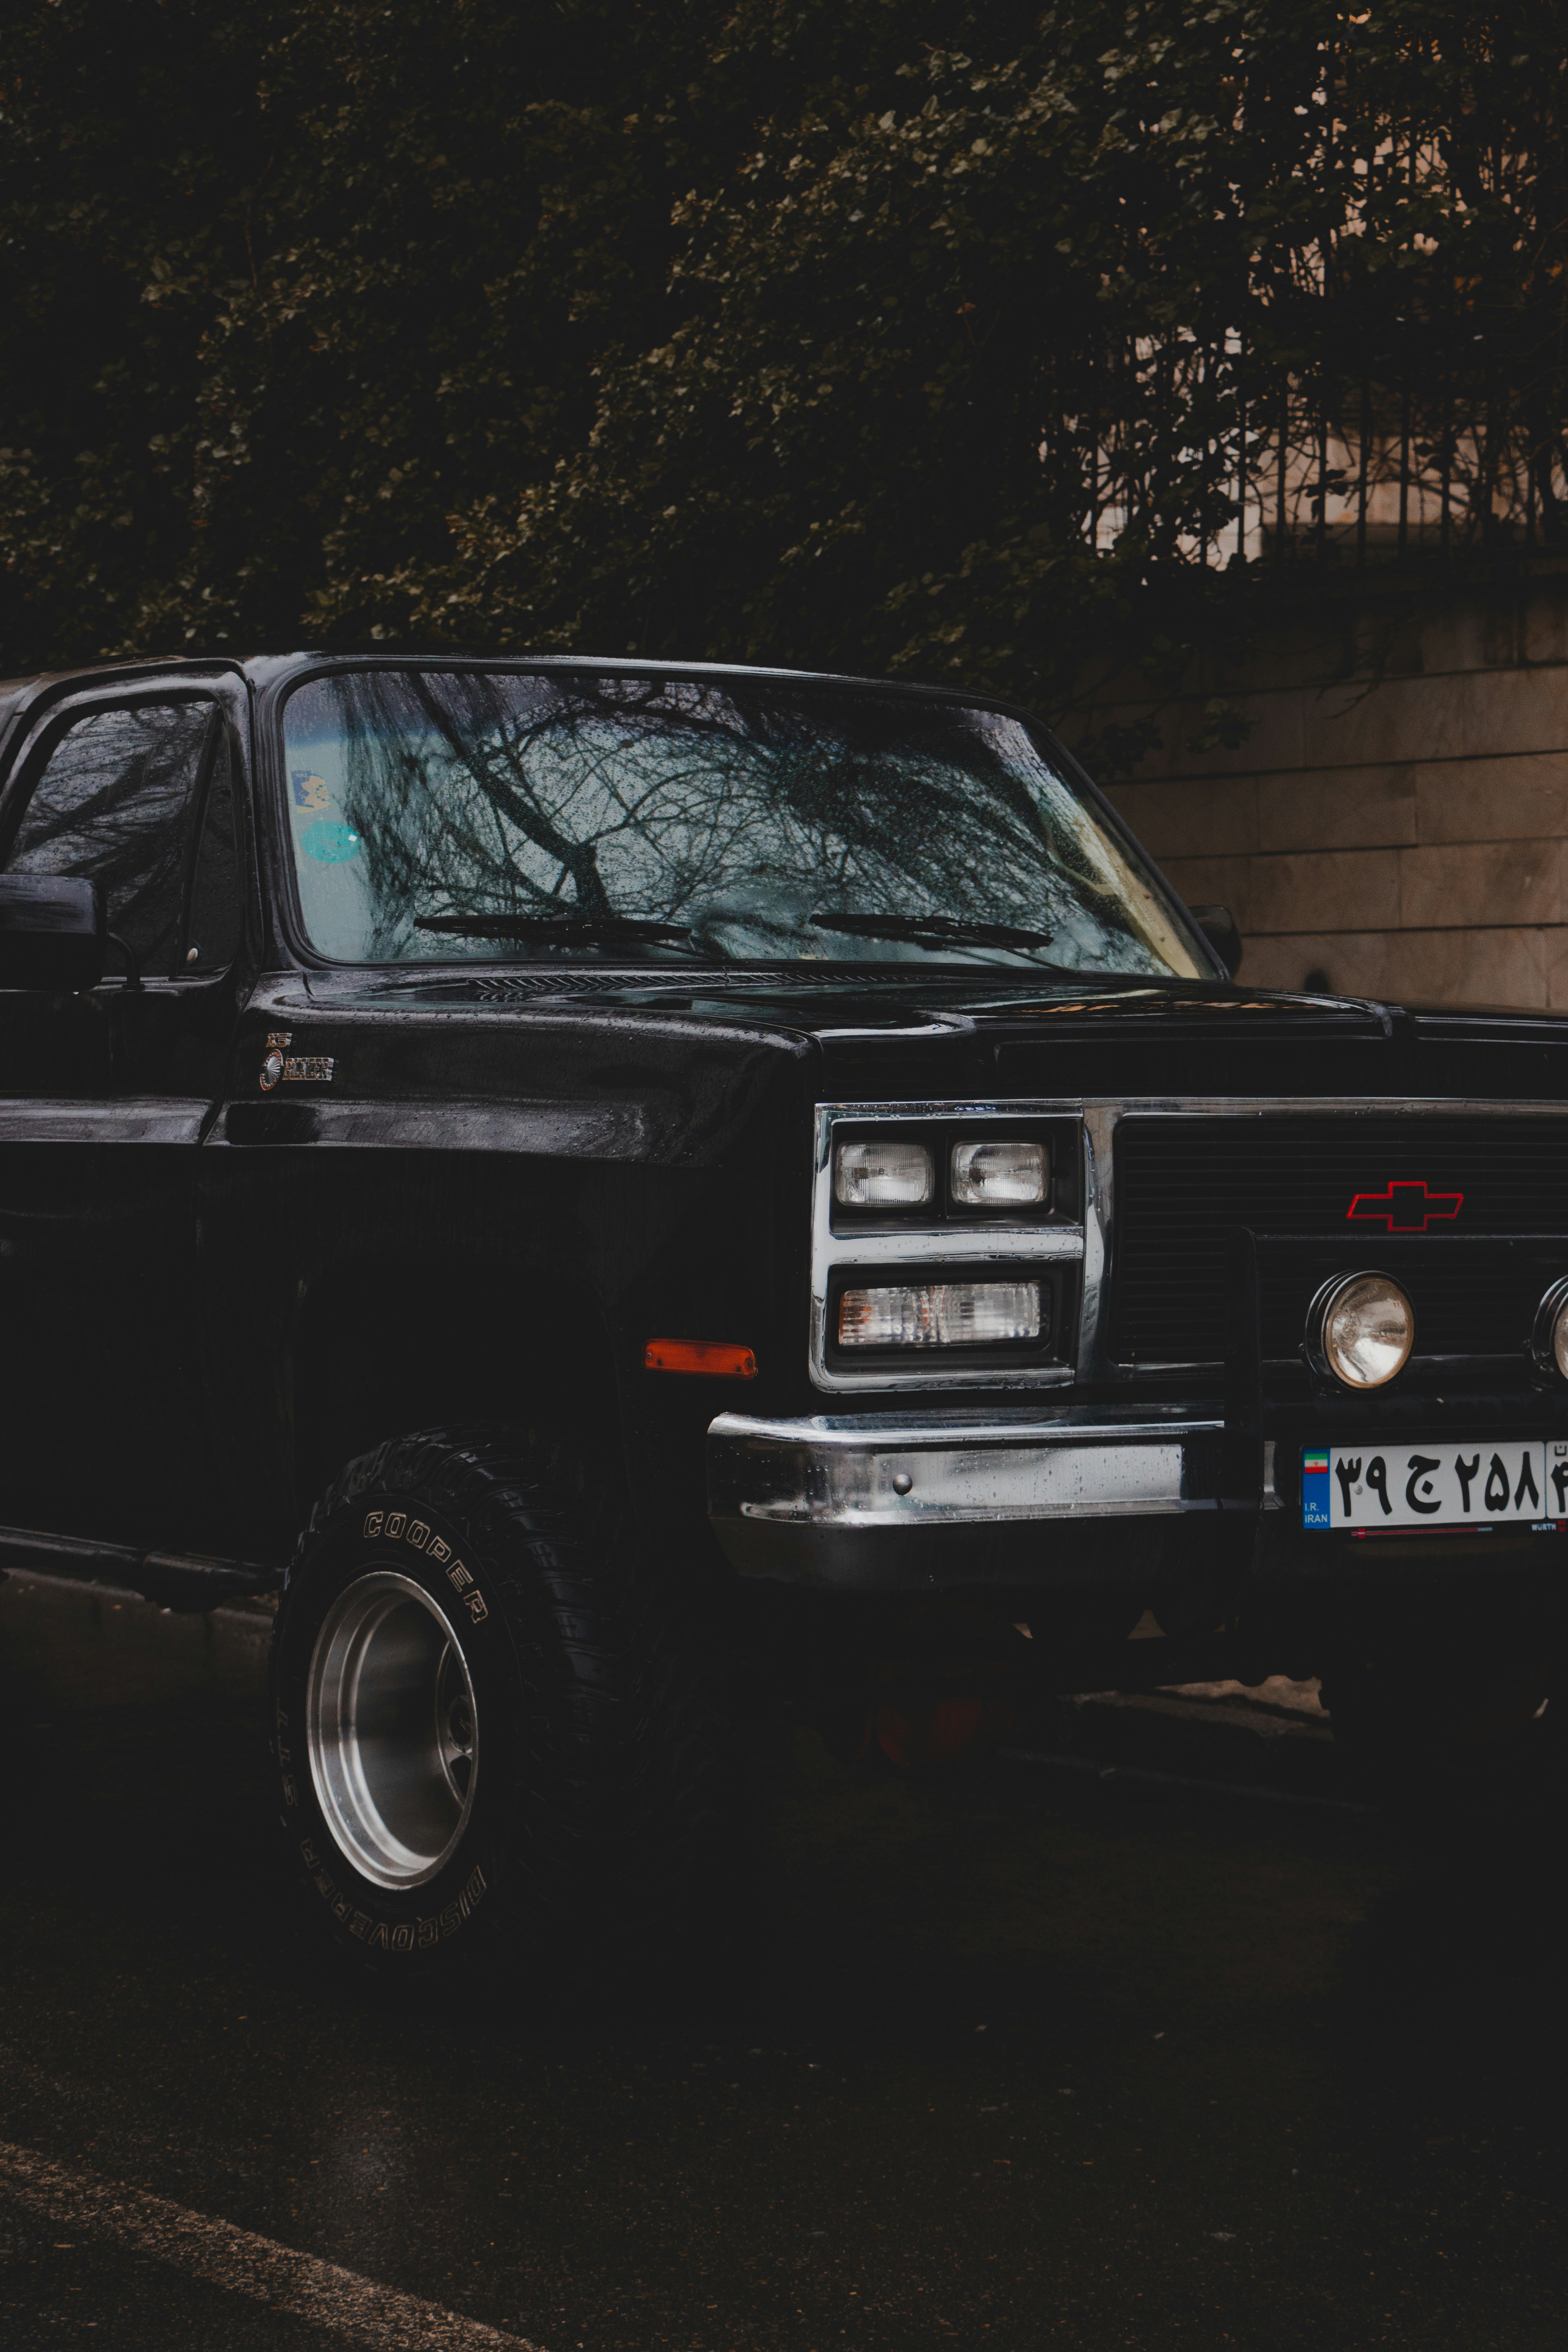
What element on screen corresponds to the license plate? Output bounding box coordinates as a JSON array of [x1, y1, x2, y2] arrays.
[[1301, 1440, 1568, 1531]]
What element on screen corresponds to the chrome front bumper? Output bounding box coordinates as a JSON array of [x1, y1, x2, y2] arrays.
[[708, 1404, 1243, 1589]]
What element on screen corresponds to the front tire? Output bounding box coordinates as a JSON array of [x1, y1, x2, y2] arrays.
[[271, 1429, 625, 1970]]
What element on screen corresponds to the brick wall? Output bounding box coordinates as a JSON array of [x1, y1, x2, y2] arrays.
[[1095, 568, 1568, 1008]]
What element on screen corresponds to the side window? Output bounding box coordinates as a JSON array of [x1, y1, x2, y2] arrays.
[[5, 699, 229, 977]]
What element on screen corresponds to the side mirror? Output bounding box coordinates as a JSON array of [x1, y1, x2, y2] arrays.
[[1188, 902, 1241, 980], [0, 874, 107, 990]]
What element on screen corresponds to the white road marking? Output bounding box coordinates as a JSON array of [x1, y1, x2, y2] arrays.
[[0, 2139, 541, 2349]]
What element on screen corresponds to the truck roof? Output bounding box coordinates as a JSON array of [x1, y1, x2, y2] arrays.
[[0, 649, 1039, 738]]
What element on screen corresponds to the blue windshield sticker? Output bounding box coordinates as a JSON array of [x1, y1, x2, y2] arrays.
[[301, 819, 361, 864], [1301, 1449, 1331, 1529]]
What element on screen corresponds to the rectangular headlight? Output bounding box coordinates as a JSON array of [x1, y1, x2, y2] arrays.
[[835, 1138, 934, 1208], [838, 1279, 1043, 1348], [951, 1138, 1047, 1207]]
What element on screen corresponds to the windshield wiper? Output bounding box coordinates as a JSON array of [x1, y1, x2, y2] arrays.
[[414, 906, 1069, 964], [415, 911, 698, 950], [808, 910, 1065, 958]]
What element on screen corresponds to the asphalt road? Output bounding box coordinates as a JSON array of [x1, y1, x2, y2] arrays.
[[0, 1570, 1562, 2351]]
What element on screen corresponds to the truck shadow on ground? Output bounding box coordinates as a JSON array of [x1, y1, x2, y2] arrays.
[[4, 1573, 1565, 2351], [1, 1572, 1561, 2067]]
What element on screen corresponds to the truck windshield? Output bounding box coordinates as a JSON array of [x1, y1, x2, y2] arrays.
[[280, 667, 1205, 977]]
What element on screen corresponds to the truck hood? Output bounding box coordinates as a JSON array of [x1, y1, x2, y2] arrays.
[[307, 965, 1568, 1106]]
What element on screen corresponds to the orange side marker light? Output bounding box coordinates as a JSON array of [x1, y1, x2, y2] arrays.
[[644, 1338, 758, 1378]]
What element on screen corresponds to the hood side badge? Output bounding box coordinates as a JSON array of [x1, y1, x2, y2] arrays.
[[260, 1031, 335, 1091]]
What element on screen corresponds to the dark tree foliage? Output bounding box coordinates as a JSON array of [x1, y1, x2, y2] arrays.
[[2, 1, 1564, 736]]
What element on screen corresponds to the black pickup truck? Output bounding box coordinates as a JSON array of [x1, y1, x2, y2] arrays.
[[0, 653, 1559, 1964]]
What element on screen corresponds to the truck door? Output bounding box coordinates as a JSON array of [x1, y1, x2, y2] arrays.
[[0, 673, 252, 1551]]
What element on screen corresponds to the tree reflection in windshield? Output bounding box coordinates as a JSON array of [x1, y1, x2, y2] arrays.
[[280, 667, 1203, 976]]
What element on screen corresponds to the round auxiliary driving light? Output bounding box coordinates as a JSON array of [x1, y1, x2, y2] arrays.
[[1306, 1270, 1414, 1390], [1530, 1277, 1568, 1381]]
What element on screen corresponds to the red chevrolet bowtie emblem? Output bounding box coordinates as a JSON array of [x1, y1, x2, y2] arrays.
[[1346, 1178, 1464, 1232]]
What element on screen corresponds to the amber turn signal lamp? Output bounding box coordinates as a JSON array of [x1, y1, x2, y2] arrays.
[[644, 1338, 758, 1377]]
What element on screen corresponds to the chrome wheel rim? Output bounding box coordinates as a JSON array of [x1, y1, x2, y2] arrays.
[[306, 1571, 479, 1890]]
